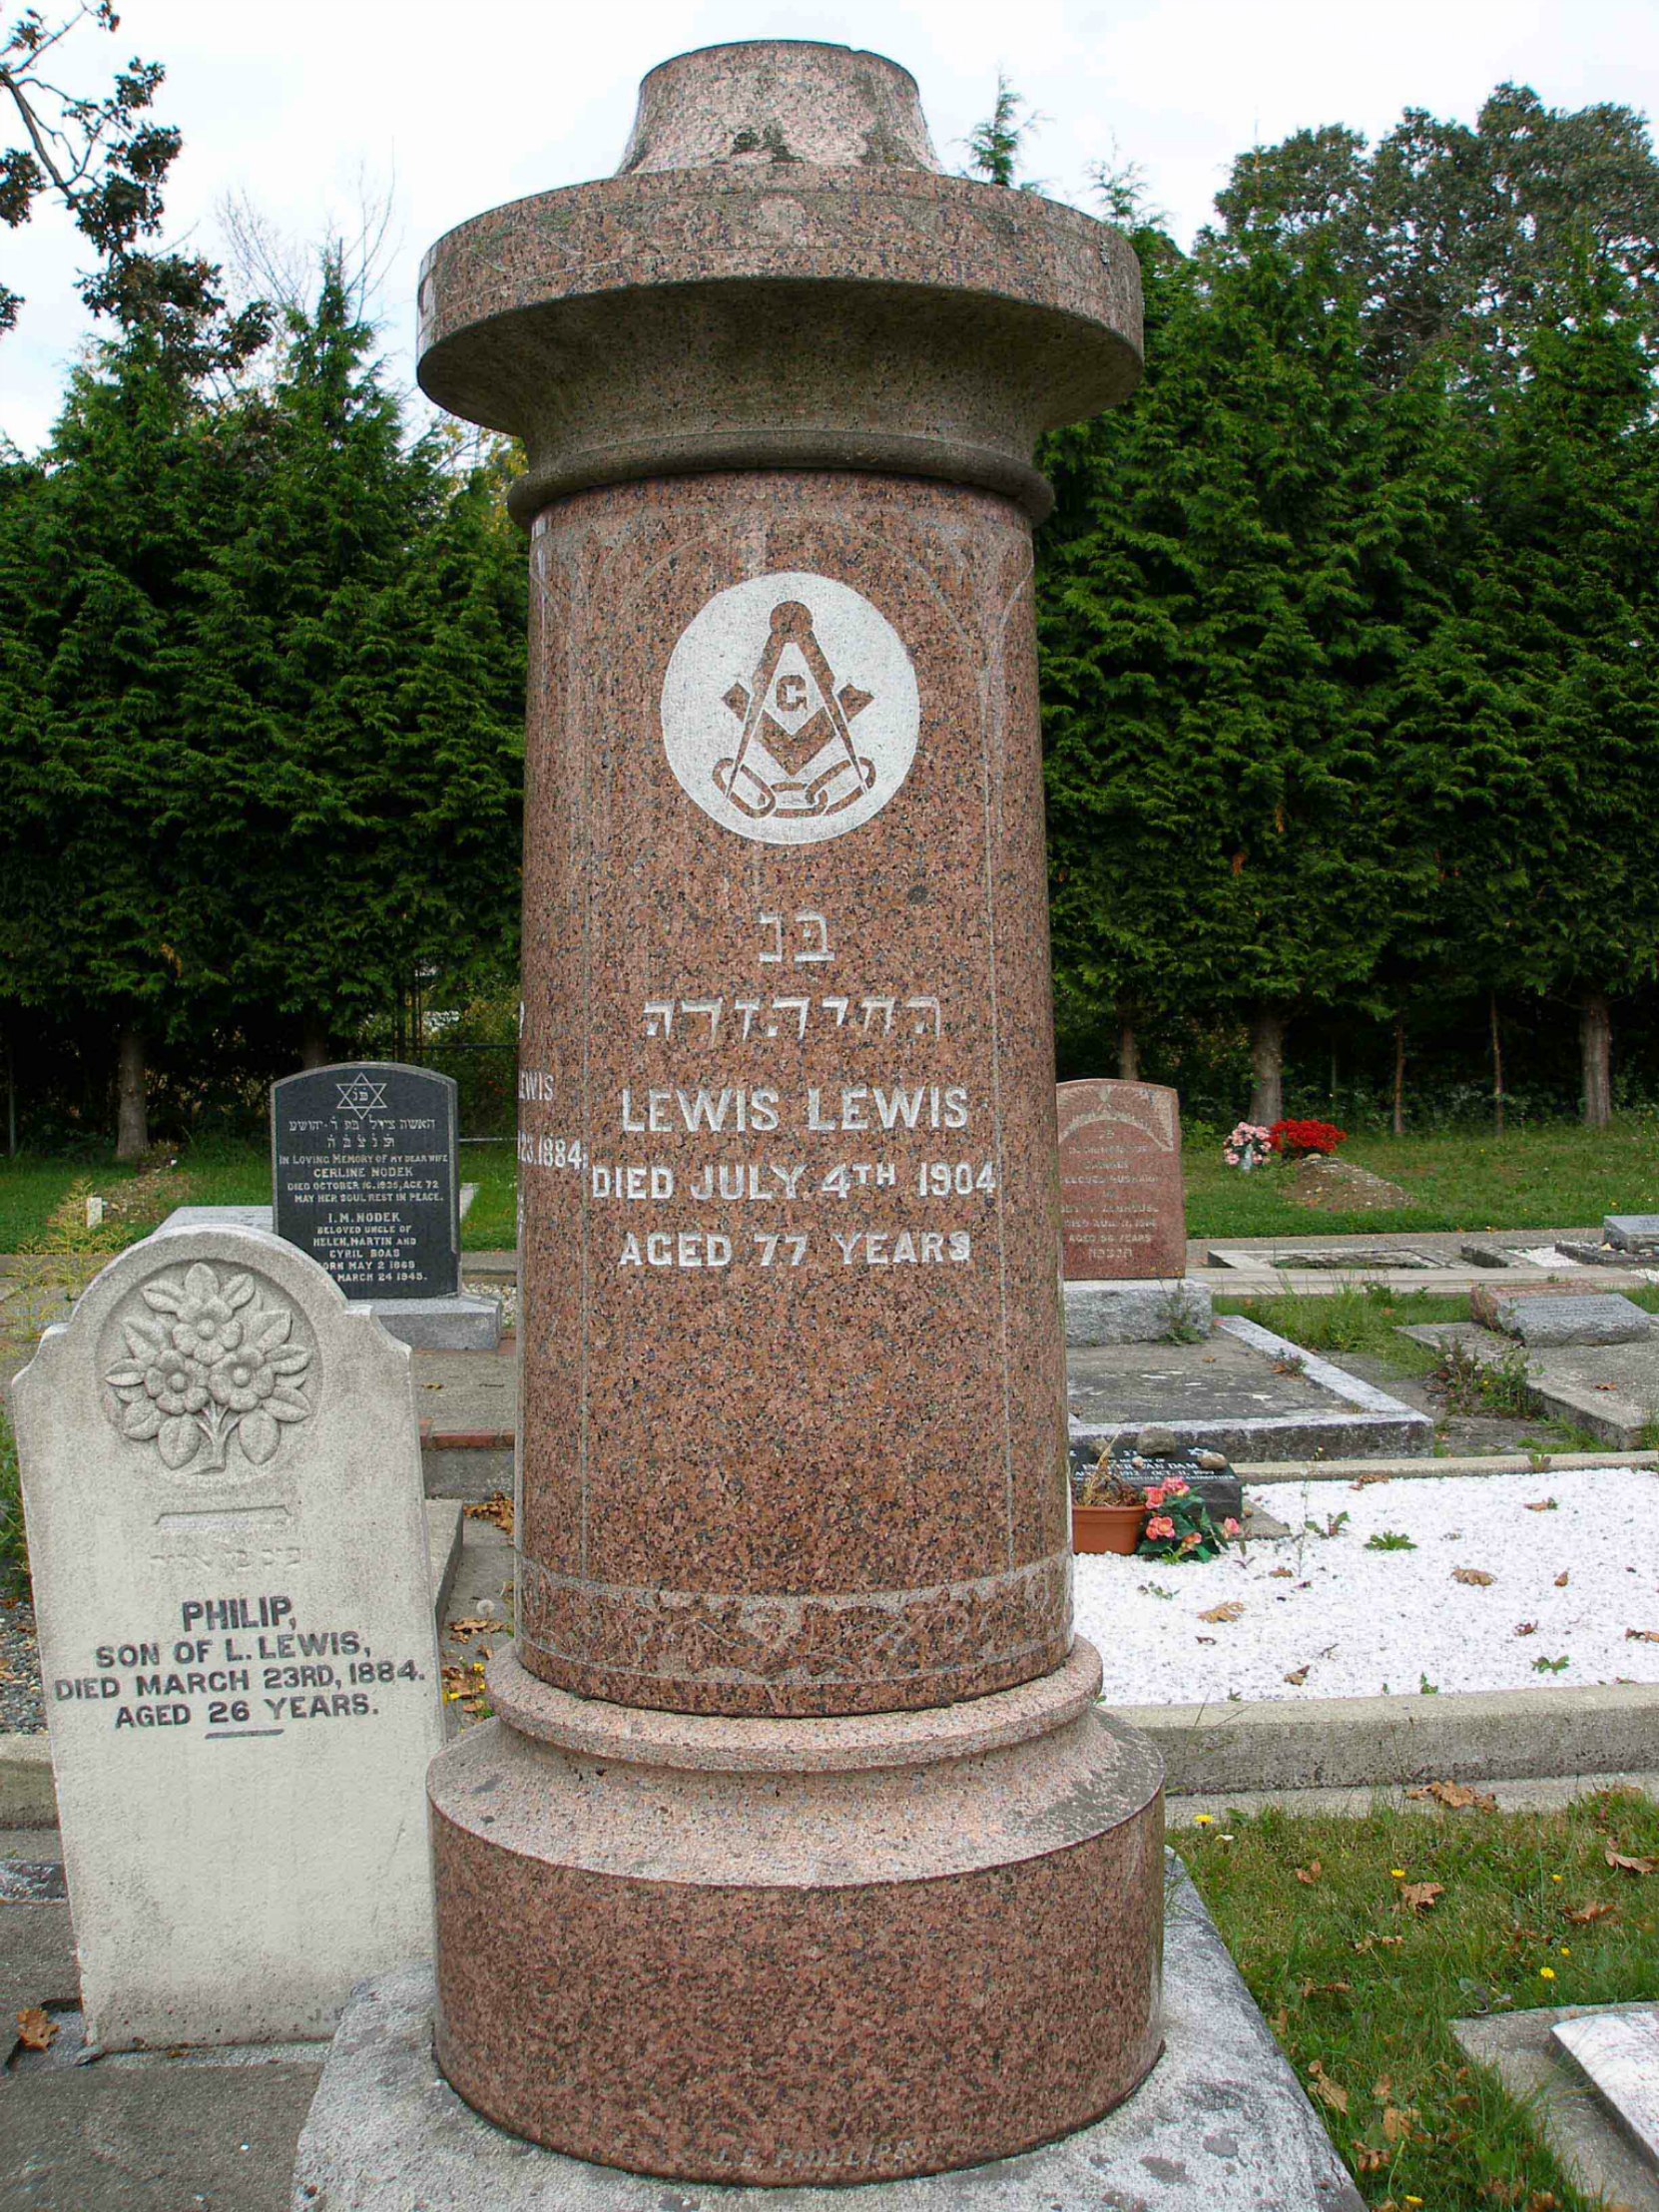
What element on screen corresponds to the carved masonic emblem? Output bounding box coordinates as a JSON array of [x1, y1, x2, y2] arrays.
[[661, 572, 920, 847], [717, 599, 876, 823]]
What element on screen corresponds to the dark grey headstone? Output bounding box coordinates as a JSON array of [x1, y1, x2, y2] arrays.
[[273, 1062, 460, 1299]]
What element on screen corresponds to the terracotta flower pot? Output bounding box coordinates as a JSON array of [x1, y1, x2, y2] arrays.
[[1072, 1501, 1146, 1555]]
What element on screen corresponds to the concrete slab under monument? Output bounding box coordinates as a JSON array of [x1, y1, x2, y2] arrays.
[[155, 1207, 501, 1351], [288, 1865, 1363, 2212]]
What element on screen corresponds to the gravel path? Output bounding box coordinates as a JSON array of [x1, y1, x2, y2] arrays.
[[0, 1598, 42, 1733], [1078, 1465, 1659, 1706]]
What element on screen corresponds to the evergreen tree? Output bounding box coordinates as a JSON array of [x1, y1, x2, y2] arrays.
[[1039, 227, 1425, 1117]]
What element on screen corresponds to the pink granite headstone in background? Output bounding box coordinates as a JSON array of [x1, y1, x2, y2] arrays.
[[1058, 1078, 1188, 1281]]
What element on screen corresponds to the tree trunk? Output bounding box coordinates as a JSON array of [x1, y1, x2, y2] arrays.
[[1247, 1006, 1287, 1127], [116, 1024, 148, 1162], [1391, 1017, 1406, 1139], [1117, 1016, 1140, 1083], [299, 1017, 330, 1070], [1580, 990, 1612, 1130], [1489, 994, 1505, 1136]]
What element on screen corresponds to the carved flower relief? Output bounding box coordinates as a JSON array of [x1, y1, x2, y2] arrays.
[[104, 1261, 314, 1472]]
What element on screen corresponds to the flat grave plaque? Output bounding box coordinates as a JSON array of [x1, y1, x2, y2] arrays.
[[1057, 1077, 1187, 1282], [1552, 2007, 1659, 2168], [273, 1062, 460, 1299]]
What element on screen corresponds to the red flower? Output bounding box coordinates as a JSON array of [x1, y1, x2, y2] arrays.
[[1268, 1118, 1348, 1158]]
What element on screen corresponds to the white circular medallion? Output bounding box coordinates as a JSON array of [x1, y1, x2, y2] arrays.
[[661, 572, 920, 845]]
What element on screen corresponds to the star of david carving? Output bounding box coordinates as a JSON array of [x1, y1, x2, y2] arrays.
[[335, 1077, 387, 1120]]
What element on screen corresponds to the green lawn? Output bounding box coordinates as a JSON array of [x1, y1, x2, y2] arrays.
[[1182, 1791, 1659, 2208], [0, 1141, 518, 1253], [1185, 1119, 1659, 1239], [0, 1120, 1653, 1254]]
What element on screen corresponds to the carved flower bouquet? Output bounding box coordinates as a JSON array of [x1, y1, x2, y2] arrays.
[[1135, 1475, 1242, 1563], [104, 1261, 313, 1472]]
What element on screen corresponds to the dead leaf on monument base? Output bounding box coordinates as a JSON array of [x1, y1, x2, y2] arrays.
[[15, 2007, 57, 2051], [1406, 1779, 1496, 1812]]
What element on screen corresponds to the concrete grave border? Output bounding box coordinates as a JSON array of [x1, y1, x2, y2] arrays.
[[1067, 1314, 1433, 1464]]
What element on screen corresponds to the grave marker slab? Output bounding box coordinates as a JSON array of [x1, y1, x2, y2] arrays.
[[1485, 1292, 1651, 1348], [12, 1225, 443, 2049], [1605, 1215, 1659, 1253], [1552, 2007, 1659, 2171], [273, 1061, 460, 1299], [1057, 1077, 1188, 1282]]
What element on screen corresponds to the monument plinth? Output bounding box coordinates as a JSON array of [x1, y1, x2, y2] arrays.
[[417, 41, 1162, 2184]]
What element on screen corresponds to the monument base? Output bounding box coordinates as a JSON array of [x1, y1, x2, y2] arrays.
[[288, 1863, 1362, 2212], [1064, 1278, 1214, 1347], [155, 1207, 501, 1350], [425, 1642, 1162, 2186]]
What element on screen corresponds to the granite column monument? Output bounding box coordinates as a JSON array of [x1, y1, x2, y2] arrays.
[[417, 41, 1163, 2184]]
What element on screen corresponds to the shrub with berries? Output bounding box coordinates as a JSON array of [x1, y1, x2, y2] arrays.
[[1268, 1118, 1348, 1159]]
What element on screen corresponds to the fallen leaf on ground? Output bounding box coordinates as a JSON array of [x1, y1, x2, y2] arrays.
[[1406, 1779, 1496, 1812], [1523, 1499, 1557, 1511], [1351, 1472, 1393, 1488], [1514, 1621, 1538, 1636], [1400, 1881, 1444, 1911], [1198, 1601, 1246, 1623], [464, 1492, 514, 1535], [1625, 1628, 1659, 1643], [1382, 2105, 1419, 2143], [1308, 2059, 1350, 2115], [1270, 2005, 1291, 2040], [15, 2007, 57, 2051], [1554, 1570, 1570, 1587], [1452, 1568, 1496, 1586], [1355, 2145, 1388, 2173], [1605, 1846, 1657, 1877], [1564, 1900, 1615, 1926], [1373, 2077, 1394, 2103], [1300, 1978, 1352, 1999], [1295, 1860, 1323, 1886], [447, 1617, 501, 1638], [1353, 1934, 1405, 1952], [1284, 1666, 1311, 1686], [1270, 1566, 1295, 1579]]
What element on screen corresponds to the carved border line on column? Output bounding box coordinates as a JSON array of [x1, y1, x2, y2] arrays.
[[517, 1548, 1072, 1696]]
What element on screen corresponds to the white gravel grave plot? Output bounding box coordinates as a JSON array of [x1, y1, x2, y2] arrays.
[[1075, 1467, 1659, 1706]]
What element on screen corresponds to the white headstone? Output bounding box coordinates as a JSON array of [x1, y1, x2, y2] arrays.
[[12, 1225, 444, 2050]]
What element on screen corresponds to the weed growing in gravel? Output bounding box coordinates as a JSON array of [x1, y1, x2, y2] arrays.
[[1367, 1529, 1417, 1551], [0, 1402, 25, 1597], [1176, 1790, 1659, 2207]]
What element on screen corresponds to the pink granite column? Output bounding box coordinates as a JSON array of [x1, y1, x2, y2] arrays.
[[418, 40, 1164, 2184]]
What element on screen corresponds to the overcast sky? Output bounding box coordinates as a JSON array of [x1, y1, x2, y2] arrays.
[[4, 0, 1656, 451]]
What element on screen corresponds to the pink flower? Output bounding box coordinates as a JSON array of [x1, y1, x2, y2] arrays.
[[1223, 1517, 1242, 1538], [1164, 1476, 1190, 1498], [1146, 1514, 1176, 1540], [1145, 1486, 1167, 1508]]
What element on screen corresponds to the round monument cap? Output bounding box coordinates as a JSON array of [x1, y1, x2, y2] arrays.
[[619, 41, 941, 175], [416, 39, 1142, 526]]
